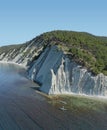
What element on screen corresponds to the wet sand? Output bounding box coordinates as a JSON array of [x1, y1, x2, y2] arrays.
[[0, 63, 107, 130]]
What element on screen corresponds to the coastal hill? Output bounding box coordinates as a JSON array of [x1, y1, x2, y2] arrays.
[[0, 30, 107, 95]]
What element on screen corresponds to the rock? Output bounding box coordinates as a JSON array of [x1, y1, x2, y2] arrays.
[[28, 45, 107, 96], [0, 39, 107, 96], [59, 106, 67, 111]]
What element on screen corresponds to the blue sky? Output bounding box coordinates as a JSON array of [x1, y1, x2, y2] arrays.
[[0, 0, 107, 46]]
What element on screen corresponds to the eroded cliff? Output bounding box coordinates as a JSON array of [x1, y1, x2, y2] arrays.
[[0, 31, 107, 96], [28, 45, 107, 95]]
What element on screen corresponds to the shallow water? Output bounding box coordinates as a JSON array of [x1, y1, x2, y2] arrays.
[[0, 63, 107, 130], [0, 63, 72, 130]]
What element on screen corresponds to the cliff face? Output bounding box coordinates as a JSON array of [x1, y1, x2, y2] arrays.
[[0, 32, 107, 96], [28, 45, 107, 96], [0, 38, 44, 66]]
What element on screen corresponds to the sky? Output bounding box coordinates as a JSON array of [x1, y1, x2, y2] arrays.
[[0, 0, 107, 46]]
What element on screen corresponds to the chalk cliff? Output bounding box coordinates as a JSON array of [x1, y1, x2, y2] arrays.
[[28, 45, 107, 95], [0, 31, 107, 96], [0, 38, 44, 66]]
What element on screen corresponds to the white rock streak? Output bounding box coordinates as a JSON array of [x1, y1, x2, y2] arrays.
[[0, 43, 107, 96], [29, 45, 107, 95]]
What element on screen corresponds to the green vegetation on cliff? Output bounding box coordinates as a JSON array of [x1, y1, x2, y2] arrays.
[[0, 30, 107, 75], [41, 30, 107, 75]]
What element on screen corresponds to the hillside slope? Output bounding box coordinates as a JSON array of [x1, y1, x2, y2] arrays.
[[0, 30, 107, 95], [41, 31, 107, 75]]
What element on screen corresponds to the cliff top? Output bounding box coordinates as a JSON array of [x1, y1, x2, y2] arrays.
[[0, 30, 107, 75], [40, 30, 107, 75]]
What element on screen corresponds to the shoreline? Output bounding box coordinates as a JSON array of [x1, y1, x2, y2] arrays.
[[0, 60, 107, 101], [0, 61, 26, 69]]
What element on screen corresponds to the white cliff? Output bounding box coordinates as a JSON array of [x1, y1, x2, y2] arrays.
[[0, 35, 107, 96], [0, 39, 44, 66], [28, 45, 107, 96]]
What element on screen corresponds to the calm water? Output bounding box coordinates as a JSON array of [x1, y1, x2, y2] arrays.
[[0, 63, 71, 130], [0, 63, 107, 130]]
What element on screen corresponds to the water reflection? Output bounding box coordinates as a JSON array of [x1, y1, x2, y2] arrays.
[[0, 62, 25, 73], [0, 63, 26, 91]]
